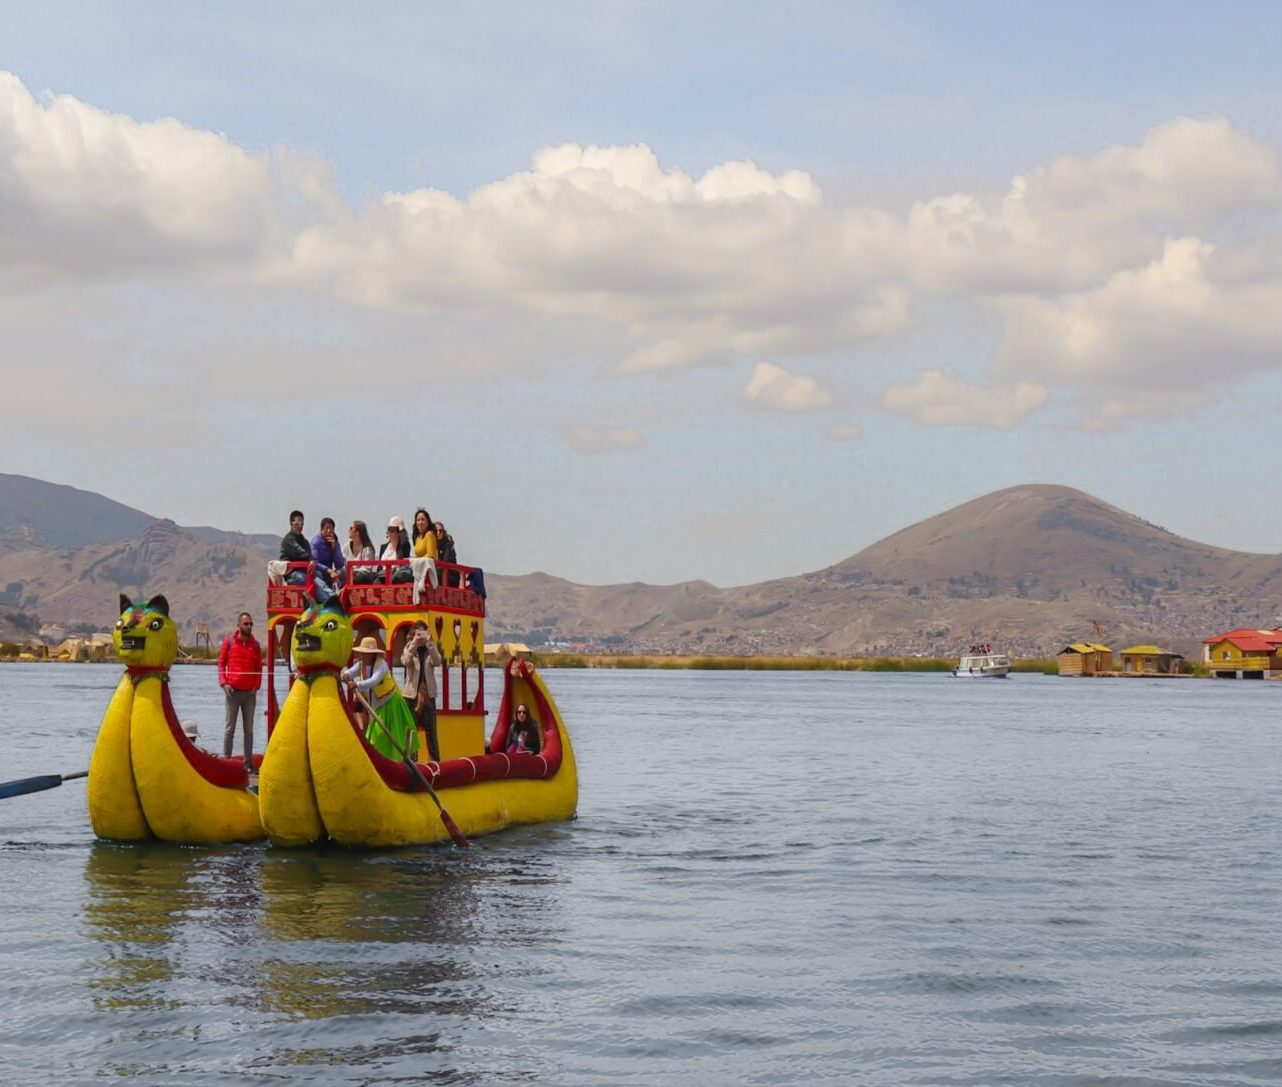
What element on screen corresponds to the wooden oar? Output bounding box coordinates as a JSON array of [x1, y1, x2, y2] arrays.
[[352, 690, 470, 848], [0, 770, 88, 800]]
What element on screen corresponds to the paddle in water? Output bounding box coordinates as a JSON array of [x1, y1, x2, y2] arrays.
[[0, 770, 88, 801], [352, 690, 470, 848]]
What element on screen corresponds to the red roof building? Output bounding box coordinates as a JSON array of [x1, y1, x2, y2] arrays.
[[1201, 628, 1282, 678]]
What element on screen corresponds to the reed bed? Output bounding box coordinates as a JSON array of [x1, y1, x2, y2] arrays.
[[533, 652, 1059, 673]]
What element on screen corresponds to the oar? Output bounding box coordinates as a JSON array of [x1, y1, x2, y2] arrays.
[[0, 770, 88, 801], [352, 689, 470, 848]]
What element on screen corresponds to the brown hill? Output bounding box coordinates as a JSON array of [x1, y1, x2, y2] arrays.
[[486, 485, 1282, 657], [2, 480, 1280, 657], [0, 472, 276, 552]]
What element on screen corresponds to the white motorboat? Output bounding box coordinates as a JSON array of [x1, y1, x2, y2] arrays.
[[953, 643, 1010, 677]]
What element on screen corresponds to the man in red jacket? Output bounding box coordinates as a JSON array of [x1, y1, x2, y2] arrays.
[[218, 612, 263, 771]]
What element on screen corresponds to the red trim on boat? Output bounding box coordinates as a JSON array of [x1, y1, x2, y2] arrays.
[[159, 683, 252, 788], [337, 665, 562, 794]]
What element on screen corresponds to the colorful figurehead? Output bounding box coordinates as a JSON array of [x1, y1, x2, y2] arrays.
[[113, 593, 178, 675], [292, 595, 354, 678]]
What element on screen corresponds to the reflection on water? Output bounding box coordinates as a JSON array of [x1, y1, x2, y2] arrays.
[[79, 835, 574, 1077], [82, 843, 262, 1010], [257, 850, 488, 1023]]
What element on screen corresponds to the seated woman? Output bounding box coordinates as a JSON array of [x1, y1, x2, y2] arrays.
[[341, 636, 420, 761], [412, 508, 438, 560], [506, 703, 540, 754], [434, 519, 459, 585], [346, 520, 378, 582], [382, 516, 413, 582]]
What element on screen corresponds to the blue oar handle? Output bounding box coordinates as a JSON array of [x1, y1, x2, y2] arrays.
[[0, 770, 88, 800]]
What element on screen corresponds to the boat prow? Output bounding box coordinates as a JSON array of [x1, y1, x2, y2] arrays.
[[130, 679, 265, 844], [88, 594, 265, 845], [87, 674, 149, 841], [258, 675, 325, 847]]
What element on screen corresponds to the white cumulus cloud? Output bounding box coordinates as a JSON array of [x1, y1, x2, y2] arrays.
[[743, 362, 833, 412], [882, 370, 1047, 429], [9, 68, 1282, 429], [0, 72, 317, 286]]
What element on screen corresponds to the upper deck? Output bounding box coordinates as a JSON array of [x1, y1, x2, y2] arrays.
[[266, 559, 486, 619], [264, 557, 489, 748]]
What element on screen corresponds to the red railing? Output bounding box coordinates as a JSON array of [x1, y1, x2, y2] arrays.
[[265, 556, 487, 736]]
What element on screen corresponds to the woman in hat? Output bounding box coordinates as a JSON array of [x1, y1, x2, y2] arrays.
[[381, 515, 412, 582], [341, 636, 420, 761], [381, 516, 411, 560]]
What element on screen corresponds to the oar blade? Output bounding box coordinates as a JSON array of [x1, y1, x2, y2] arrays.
[[0, 774, 68, 800], [439, 809, 470, 849]]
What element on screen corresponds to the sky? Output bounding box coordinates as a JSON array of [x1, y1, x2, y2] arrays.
[[4, 2, 1282, 586]]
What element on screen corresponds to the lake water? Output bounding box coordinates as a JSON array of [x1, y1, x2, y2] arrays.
[[1, 663, 1280, 1086]]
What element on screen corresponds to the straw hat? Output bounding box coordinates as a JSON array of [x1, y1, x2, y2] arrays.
[[182, 721, 198, 740], [352, 636, 384, 655], [387, 515, 406, 531]]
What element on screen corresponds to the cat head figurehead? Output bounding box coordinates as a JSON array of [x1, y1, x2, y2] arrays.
[[114, 593, 178, 672], [292, 595, 353, 676]]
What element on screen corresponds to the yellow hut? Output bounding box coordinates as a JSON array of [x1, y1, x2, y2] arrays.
[[1056, 642, 1112, 676], [1119, 645, 1183, 675], [485, 641, 534, 663]]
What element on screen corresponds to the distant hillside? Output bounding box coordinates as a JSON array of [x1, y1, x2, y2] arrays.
[[486, 485, 1282, 658], [0, 473, 276, 553], [2, 476, 1280, 657]]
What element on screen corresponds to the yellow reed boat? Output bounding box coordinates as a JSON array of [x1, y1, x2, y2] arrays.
[[259, 557, 577, 848], [87, 595, 265, 845]]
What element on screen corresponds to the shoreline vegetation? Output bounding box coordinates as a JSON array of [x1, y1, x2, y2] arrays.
[[529, 653, 1061, 673], [0, 645, 1212, 677]]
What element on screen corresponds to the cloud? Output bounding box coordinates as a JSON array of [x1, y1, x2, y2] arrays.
[[9, 69, 1282, 427], [1078, 389, 1214, 432], [0, 72, 318, 286], [743, 362, 833, 412], [566, 426, 645, 453], [881, 369, 1047, 428], [992, 237, 1282, 399], [904, 116, 1282, 296], [826, 422, 864, 441]]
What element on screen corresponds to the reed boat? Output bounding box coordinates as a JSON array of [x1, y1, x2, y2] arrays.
[[259, 558, 577, 848], [86, 594, 266, 845]]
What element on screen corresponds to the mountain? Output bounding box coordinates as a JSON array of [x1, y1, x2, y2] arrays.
[[0, 473, 277, 552], [484, 485, 1282, 658], [2, 477, 1280, 656]]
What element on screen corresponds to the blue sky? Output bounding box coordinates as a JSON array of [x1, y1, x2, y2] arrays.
[[4, 3, 1282, 585]]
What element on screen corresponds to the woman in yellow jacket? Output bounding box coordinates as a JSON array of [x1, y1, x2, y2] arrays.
[[341, 636, 420, 761], [411, 508, 438, 560]]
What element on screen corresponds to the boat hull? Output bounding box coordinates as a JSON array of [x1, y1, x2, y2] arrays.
[[87, 674, 151, 841], [277, 664, 577, 849], [953, 652, 1011, 677], [258, 678, 326, 847], [129, 678, 266, 844]]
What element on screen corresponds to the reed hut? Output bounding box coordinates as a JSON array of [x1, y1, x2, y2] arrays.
[[1056, 642, 1112, 676], [484, 641, 534, 662], [1119, 645, 1183, 675]]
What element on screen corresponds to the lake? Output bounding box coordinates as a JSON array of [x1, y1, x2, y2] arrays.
[[2, 663, 1280, 1085]]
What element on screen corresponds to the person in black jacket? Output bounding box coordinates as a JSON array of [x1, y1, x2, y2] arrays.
[[280, 510, 310, 585], [434, 520, 459, 585]]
